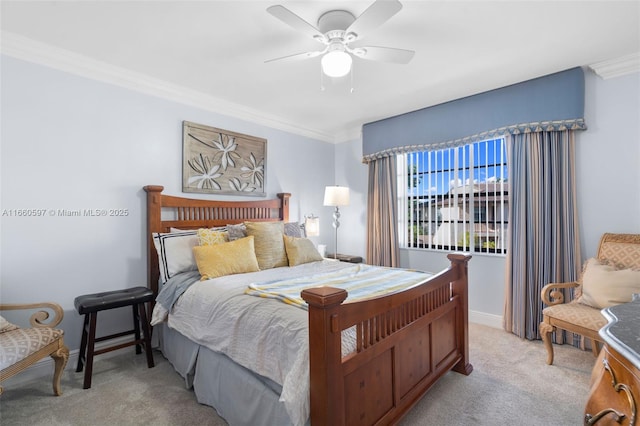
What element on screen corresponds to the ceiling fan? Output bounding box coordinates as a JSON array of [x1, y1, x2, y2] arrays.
[[265, 0, 415, 78]]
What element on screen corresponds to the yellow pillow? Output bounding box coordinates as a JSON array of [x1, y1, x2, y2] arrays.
[[245, 221, 288, 270], [197, 228, 229, 246], [284, 235, 323, 266], [192, 236, 259, 280], [579, 257, 640, 309]]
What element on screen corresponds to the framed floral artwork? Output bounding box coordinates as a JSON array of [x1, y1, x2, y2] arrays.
[[182, 121, 266, 196]]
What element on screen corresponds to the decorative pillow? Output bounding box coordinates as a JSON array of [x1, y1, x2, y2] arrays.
[[284, 222, 304, 238], [579, 257, 640, 309], [193, 236, 259, 280], [226, 223, 247, 241], [283, 235, 323, 266], [197, 228, 229, 246], [0, 315, 19, 333], [153, 230, 199, 283], [245, 221, 288, 270]]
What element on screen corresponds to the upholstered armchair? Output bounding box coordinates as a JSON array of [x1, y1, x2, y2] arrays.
[[540, 233, 640, 365], [0, 302, 69, 395]]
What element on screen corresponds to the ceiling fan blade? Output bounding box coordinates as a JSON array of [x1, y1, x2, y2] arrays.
[[346, 0, 403, 39], [267, 5, 326, 42], [265, 50, 325, 64], [353, 46, 415, 64]]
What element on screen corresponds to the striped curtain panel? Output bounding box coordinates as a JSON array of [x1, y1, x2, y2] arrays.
[[504, 130, 582, 340], [366, 156, 400, 267]]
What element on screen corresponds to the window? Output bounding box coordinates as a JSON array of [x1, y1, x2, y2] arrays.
[[398, 138, 508, 254]]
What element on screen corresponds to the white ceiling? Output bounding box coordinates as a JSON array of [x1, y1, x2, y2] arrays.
[[2, 1, 639, 143]]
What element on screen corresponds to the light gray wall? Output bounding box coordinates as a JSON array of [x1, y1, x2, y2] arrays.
[[1, 54, 638, 348], [332, 138, 368, 259], [336, 67, 640, 327], [0, 56, 337, 350], [577, 70, 640, 255]]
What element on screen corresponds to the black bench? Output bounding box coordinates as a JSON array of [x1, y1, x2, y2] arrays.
[[74, 286, 155, 389]]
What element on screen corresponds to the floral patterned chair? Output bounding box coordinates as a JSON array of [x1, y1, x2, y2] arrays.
[[540, 233, 640, 365], [0, 302, 69, 395]]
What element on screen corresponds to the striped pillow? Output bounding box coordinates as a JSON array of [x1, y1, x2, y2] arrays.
[[284, 222, 304, 238], [152, 230, 199, 283], [153, 227, 226, 283]]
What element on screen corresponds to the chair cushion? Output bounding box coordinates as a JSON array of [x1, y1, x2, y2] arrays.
[[542, 302, 607, 331], [0, 327, 64, 370]]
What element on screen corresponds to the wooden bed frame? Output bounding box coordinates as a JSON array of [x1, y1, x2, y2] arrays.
[[144, 185, 473, 426]]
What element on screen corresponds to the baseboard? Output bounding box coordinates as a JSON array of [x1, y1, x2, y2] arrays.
[[470, 310, 503, 329], [1, 336, 137, 388]]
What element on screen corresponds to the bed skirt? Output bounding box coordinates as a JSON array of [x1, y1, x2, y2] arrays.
[[158, 323, 296, 425]]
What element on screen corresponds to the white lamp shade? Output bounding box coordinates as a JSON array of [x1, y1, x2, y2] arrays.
[[321, 51, 352, 78], [304, 215, 320, 237], [323, 186, 350, 206]]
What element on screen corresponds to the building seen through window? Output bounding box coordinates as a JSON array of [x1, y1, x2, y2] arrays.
[[398, 138, 508, 254]]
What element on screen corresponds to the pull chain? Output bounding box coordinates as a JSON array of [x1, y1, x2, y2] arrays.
[[350, 64, 354, 93]]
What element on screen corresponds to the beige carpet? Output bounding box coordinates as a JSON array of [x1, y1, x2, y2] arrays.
[[0, 323, 596, 425]]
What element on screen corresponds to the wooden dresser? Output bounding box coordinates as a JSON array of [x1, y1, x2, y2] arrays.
[[584, 299, 639, 425]]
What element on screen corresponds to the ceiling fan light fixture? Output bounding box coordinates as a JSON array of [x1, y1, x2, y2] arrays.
[[266, 1, 414, 83], [321, 50, 352, 78]]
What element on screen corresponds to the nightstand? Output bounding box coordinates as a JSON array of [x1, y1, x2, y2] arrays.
[[326, 254, 363, 263]]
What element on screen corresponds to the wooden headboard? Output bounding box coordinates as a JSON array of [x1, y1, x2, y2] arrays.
[[143, 185, 291, 296]]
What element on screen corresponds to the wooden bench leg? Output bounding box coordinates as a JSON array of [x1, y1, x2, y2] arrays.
[[132, 304, 142, 355], [76, 314, 90, 372], [138, 302, 154, 368], [83, 312, 98, 389], [76, 315, 88, 372]]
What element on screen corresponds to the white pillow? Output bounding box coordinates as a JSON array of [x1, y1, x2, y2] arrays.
[[0, 315, 19, 333], [579, 258, 640, 309], [152, 230, 199, 283]]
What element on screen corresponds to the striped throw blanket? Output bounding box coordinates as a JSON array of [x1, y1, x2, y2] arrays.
[[245, 264, 433, 309]]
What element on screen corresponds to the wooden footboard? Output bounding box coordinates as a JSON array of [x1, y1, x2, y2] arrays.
[[301, 253, 473, 426]]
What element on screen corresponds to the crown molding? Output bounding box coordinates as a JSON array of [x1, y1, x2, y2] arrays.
[[333, 126, 362, 144], [589, 52, 640, 79], [0, 31, 339, 143]]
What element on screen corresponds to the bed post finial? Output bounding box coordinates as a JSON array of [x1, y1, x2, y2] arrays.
[[277, 193, 291, 222]]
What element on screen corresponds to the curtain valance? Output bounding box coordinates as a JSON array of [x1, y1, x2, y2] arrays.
[[362, 67, 586, 163]]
